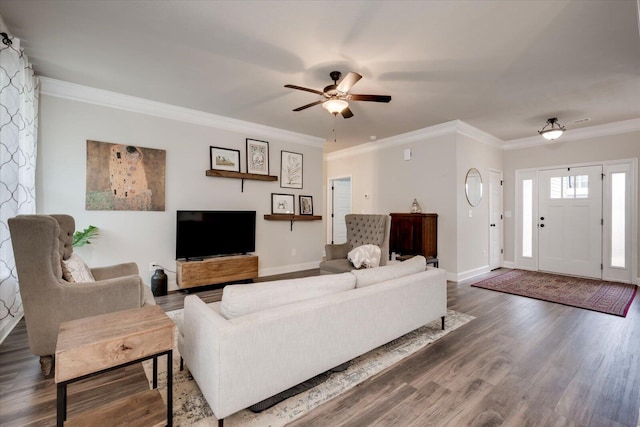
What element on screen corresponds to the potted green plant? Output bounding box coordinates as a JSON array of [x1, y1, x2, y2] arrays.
[[72, 225, 99, 248]]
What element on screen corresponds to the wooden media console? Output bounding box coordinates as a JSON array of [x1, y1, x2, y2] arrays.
[[176, 255, 258, 289]]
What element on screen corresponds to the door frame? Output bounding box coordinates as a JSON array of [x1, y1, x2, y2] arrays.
[[489, 169, 504, 270], [514, 158, 637, 284]]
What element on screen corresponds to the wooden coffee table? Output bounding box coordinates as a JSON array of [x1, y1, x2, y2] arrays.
[[55, 305, 174, 426]]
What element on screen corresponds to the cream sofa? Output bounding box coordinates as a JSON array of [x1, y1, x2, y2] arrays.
[[180, 256, 446, 423]]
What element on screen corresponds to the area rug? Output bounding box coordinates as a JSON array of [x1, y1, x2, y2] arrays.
[[143, 309, 474, 426], [471, 269, 637, 317]]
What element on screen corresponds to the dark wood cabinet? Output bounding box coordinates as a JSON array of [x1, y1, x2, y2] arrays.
[[389, 213, 438, 259]]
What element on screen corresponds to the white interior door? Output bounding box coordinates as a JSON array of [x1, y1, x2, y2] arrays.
[[538, 165, 603, 278], [329, 177, 351, 244], [489, 170, 503, 270]]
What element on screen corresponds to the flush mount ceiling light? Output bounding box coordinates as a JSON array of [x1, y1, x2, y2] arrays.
[[538, 117, 566, 141], [322, 98, 349, 115]]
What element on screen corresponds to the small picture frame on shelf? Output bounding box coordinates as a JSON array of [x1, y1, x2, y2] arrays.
[[271, 193, 295, 215], [246, 138, 269, 175], [299, 195, 313, 215], [209, 146, 240, 172], [280, 150, 303, 189]]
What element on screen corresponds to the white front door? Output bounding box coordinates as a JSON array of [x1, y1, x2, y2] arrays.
[[538, 165, 603, 278], [489, 170, 503, 270]]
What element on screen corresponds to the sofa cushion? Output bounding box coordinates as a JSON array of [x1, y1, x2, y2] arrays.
[[350, 255, 427, 288], [61, 253, 95, 283], [220, 273, 356, 319]]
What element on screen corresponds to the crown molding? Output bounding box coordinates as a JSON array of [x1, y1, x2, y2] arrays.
[[325, 120, 502, 161], [503, 118, 640, 150], [39, 77, 325, 148]]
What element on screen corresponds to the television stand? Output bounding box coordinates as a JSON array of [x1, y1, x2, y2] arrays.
[[176, 255, 258, 289]]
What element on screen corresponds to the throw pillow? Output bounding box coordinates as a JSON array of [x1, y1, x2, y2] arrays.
[[347, 244, 381, 269], [351, 255, 427, 288], [220, 272, 356, 319], [61, 253, 95, 283]]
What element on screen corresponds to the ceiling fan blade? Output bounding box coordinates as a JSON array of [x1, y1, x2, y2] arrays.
[[336, 72, 362, 93], [293, 100, 323, 111], [341, 107, 354, 118], [284, 84, 324, 96], [350, 94, 392, 103]]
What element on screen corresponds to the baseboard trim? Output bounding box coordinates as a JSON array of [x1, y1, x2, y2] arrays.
[[259, 261, 321, 277], [450, 265, 491, 283]]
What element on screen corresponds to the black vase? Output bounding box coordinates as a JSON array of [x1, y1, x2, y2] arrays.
[[151, 268, 168, 297]]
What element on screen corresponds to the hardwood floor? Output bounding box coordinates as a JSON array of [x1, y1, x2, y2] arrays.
[[1, 269, 638, 426]]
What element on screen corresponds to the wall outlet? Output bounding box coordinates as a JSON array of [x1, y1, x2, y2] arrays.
[[149, 262, 157, 272]]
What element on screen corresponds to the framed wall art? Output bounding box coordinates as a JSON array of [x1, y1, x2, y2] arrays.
[[85, 140, 166, 211], [280, 150, 303, 189], [209, 146, 240, 172], [271, 193, 295, 215], [246, 138, 269, 175], [299, 195, 313, 215]]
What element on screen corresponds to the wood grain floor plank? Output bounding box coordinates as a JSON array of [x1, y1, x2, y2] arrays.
[[1, 268, 639, 426]]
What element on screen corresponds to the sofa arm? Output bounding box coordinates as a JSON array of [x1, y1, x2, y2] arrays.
[[324, 243, 350, 261], [91, 262, 139, 280]]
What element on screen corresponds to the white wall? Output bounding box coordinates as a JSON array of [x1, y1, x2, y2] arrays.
[[37, 93, 325, 291], [455, 134, 503, 278], [502, 130, 640, 271], [325, 121, 502, 280]]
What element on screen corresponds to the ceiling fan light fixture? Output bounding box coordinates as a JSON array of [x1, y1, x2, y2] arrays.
[[322, 98, 349, 115], [538, 117, 566, 140]]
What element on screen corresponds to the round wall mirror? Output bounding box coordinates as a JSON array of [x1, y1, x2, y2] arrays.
[[465, 168, 483, 207]]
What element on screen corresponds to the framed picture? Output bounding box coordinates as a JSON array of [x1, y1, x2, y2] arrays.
[[299, 195, 313, 215], [246, 138, 269, 175], [271, 193, 295, 215], [280, 150, 303, 189], [209, 146, 240, 172]]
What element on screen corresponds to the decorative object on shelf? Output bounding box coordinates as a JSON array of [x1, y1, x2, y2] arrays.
[[72, 225, 99, 247], [151, 268, 168, 296], [246, 138, 269, 175], [465, 168, 483, 207], [410, 198, 422, 213], [86, 140, 166, 211], [299, 195, 313, 215], [538, 117, 566, 141], [209, 146, 240, 172], [281, 150, 303, 189], [271, 193, 295, 215]]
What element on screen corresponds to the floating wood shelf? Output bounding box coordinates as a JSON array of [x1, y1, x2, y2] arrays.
[[206, 170, 277, 192], [264, 214, 323, 231]]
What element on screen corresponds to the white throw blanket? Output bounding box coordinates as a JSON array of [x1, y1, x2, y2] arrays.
[[348, 244, 381, 269]]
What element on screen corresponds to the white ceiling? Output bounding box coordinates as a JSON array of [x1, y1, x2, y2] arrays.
[[1, 0, 639, 152]]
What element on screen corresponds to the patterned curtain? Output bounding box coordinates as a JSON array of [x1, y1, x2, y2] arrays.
[[0, 32, 39, 343]]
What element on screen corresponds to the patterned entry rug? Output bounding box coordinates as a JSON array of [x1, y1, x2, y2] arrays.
[[472, 269, 637, 317], [143, 309, 474, 426]]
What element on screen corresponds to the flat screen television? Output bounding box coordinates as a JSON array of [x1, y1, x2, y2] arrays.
[[176, 210, 256, 260]]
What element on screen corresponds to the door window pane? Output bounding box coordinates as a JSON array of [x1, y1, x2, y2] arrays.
[[611, 172, 625, 268], [550, 177, 562, 199], [574, 175, 589, 198], [522, 179, 533, 257]]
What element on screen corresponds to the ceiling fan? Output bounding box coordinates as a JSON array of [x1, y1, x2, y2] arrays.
[[284, 71, 391, 118]]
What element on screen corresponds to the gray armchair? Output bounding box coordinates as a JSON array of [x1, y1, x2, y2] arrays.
[[320, 214, 390, 274], [8, 214, 155, 375]]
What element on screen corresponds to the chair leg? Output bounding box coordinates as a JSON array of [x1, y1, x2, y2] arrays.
[[218, 418, 224, 427], [40, 355, 53, 376], [441, 316, 445, 330], [180, 356, 184, 371]]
